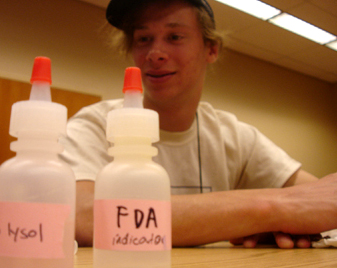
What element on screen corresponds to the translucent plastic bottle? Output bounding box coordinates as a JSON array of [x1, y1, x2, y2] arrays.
[[93, 67, 171, 268], [0, 57, 76, 268]]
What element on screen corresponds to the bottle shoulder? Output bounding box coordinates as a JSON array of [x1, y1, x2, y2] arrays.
[[99, 160, 169, 178], [0, 155, 75, 181], [0, 157, 75, 203], [95, 160, 171, 200]]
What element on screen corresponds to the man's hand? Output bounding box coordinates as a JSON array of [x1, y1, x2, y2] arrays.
[[229, 170, 335, 249], [230, 232, 314, 248]]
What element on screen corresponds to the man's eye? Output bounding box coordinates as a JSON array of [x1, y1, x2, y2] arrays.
[[170, 35, 182, 41], [138, 36, 151, 43]]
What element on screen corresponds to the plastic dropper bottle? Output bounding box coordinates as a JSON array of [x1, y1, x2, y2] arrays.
[[0, 57, 76, 268], [94, 67, 171, 268]]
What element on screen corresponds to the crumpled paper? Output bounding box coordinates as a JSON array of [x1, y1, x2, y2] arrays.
[[312, 229, 337, 248]]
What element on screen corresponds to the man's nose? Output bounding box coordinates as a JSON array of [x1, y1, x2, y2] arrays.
[[146, 48, 168, 63]]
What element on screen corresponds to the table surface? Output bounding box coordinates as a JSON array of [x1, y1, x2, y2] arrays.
[[74, 242, 336, 268]]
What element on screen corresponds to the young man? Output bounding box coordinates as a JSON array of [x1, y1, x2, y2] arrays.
[[60, 0, 337, 248]]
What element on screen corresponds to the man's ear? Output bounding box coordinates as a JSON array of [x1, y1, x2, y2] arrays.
[[206, 42, 219, 64]]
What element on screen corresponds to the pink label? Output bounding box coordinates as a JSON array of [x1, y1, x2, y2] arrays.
[[0, 202, 71, 259], [94, 199, 171, 251]]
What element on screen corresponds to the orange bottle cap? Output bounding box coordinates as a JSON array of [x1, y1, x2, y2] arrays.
[[30, 56, 52, 84]]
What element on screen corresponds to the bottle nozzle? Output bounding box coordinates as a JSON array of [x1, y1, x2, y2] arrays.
[[123, 67, 143, 108], [123, 67, 143, 94], [29, 56, 52, 101]]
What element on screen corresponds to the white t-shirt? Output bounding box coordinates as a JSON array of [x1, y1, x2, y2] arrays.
[[59, 100, 301, 194]]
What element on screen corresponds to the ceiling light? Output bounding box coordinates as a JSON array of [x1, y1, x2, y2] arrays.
[[215, 0, 281, 20], [269, 13, 336, 45], [326, 40, 337, 52]]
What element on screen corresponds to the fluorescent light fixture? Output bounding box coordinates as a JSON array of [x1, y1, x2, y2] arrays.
[[326, 40, 337, 51], [269, 13, 336, 45], [215, 0, 281, 20]]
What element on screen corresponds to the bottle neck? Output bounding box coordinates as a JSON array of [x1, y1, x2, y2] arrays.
[[112, 153, 153, 162], [123, 90, 143, 108], [10, 134, 63, 154], [108, 137, 157, 159], [15, 149, 60, 160], [29, 82, 51, 101]]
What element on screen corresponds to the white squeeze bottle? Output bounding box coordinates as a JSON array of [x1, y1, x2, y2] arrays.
[[94, 67, 171, 268], [0, 57, 76, 268]]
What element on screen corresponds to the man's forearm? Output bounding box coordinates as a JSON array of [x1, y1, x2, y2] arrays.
[[171, 189, 278, 246]]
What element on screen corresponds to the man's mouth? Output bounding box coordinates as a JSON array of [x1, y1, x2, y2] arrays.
[[146, 71, 176, 79]]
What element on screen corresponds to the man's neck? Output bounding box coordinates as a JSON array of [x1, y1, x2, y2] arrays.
[[144, 99, 198, 132]]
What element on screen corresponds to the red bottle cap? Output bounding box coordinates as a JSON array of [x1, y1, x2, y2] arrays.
[[122, 67, 143, 93], [30, 56, 52, 84]]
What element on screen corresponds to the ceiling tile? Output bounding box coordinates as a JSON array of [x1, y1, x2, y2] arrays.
[[229, 20, 316, 56], [274, 57, 337, 83], [80, 0, 109, 8], [225, 37, 283, 62], [309, 0, 337, 17], [210, 0, 262, 33], [261, 0, 305, 11]]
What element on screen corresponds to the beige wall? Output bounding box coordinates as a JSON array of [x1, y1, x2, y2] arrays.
[[1, 0, 336, 177]]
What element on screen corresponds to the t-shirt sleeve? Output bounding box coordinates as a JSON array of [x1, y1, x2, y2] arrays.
[[235, 122, 301, 189]]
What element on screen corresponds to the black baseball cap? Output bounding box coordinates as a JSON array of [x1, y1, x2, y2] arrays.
[[106, 0, 215, 29]]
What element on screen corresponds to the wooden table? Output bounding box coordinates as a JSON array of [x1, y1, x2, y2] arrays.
[[74, 242, 336, 267]]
